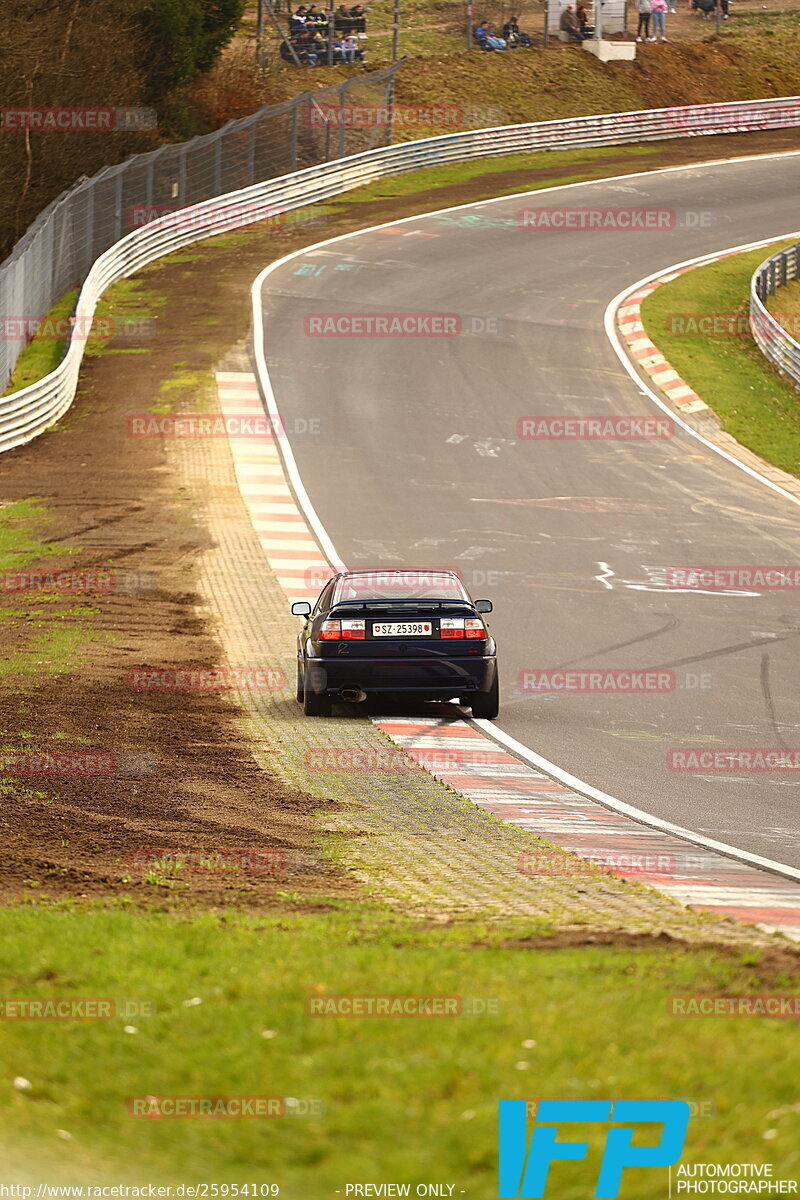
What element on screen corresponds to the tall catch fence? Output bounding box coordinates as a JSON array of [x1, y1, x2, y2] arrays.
[[0, 63, 402, 393], [2, 93, 800, 452]]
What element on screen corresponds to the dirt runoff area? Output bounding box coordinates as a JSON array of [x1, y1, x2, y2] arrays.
[[1, 129, 799, 912]]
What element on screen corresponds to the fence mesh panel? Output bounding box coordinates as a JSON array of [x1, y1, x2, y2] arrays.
[[0, 63, 401, 390]]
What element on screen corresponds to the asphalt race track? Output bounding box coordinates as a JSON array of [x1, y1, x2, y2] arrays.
[[257, 153, 800, 871]]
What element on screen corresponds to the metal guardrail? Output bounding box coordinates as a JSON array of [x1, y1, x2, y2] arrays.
[[0, 63, 403, 397], [3, 94, 800, 454], [750, 242, 800, 389]]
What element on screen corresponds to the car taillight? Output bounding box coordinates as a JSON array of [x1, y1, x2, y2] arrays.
[[319, 620, 341, 640], [440, 617, 486, 639], [341, 620, 365, 640]]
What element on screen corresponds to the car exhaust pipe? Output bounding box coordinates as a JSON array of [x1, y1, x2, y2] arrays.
[[339, 687, 367, 703]]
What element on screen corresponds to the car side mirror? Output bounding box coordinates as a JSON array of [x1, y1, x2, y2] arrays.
[[291, 601, 312, 617], [475, 599, 492, 613]]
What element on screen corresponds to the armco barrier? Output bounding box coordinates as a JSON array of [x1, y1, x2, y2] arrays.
[[3, 95, 800, 454], [750, 242, 800, 390], [0, 63, 403, 395]]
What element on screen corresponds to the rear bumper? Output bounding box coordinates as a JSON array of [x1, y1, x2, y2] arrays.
[[304, 654, 497, 698]]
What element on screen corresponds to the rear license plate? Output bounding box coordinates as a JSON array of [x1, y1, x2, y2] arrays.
[[372, 622, 432, 637]]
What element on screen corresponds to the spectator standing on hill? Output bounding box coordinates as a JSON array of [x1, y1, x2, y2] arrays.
[[636, 0, 653, 40], [651, 0, 667, 38]]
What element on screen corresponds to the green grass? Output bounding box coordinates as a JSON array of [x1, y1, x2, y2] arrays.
[[332, 143, 658, 204], [2, 277, 162, 397], [0, 499, 71, 573], [640, 240, 800, 478], [0, 500, 100, 686], [0, 906, 797, 1188], [154, 367, 216, 413], [0, 625, 100, 683], [767, 275, 800, 325], [2, 293, 78, 396]]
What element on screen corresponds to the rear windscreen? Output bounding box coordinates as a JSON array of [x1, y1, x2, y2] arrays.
[[334, 572, 468, 603]]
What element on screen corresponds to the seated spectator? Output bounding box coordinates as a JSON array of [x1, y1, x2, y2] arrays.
[[475, 20, 508, 48], [329, 34, 349, 60], [290, 4, 308, 29], [502, 15, 532, 44], [349, 4, 368, 34], [281, 36, 310, 62], [576, 2, 594, 34], [342, 31, 363, 60], [335, 4, 354, 32], [559, 5, 583, 40], [307, 31, 326, 61], [306, 4, 328, 28]]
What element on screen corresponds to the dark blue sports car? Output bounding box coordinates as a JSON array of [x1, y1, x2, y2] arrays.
[[291, 569, 498, 718]]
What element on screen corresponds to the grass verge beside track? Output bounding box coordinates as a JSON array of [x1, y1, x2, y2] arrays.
[[1, 906, 798, 1187], [639, 240, 800, 478]]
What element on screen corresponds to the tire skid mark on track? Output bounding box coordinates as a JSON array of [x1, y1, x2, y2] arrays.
[[218, 370, 800, 940]]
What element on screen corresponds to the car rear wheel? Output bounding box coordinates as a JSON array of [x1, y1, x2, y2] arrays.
[[303, 670, 332, 716], [470, 675, 499, 719]]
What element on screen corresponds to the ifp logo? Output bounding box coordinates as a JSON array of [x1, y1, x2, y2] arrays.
[[498, 1099, 690, 1198]]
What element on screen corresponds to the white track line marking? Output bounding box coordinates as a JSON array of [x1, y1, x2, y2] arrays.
[[604, 233, 800, 507], [248, 150, 800, 907]]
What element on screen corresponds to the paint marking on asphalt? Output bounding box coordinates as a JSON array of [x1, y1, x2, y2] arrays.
[[605, 235, 800, 506], [219, 370, 800, 939], [244, 155, 800, 933]]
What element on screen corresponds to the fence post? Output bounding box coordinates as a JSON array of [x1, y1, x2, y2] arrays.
[[247, 122, 257, 185], [337, 80, 350, 159], [178, 146, 187, 206], [84, 181, 95, 277], [291, 100, 299, 172], [384, 64, 398, 147], [214, 136, 223, 195], [146, 160, 154, 207], [324, 101, 332, 162], [114, 170, 123, 243]]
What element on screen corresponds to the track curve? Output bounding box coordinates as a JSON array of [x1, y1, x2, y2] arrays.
[[255, 152, 800, 870]]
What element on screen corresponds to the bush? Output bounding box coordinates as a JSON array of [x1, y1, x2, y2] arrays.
[[137, 0, 246, 102]]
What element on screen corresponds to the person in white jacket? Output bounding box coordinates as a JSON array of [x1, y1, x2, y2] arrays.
[[651, 0, 668, 39]]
